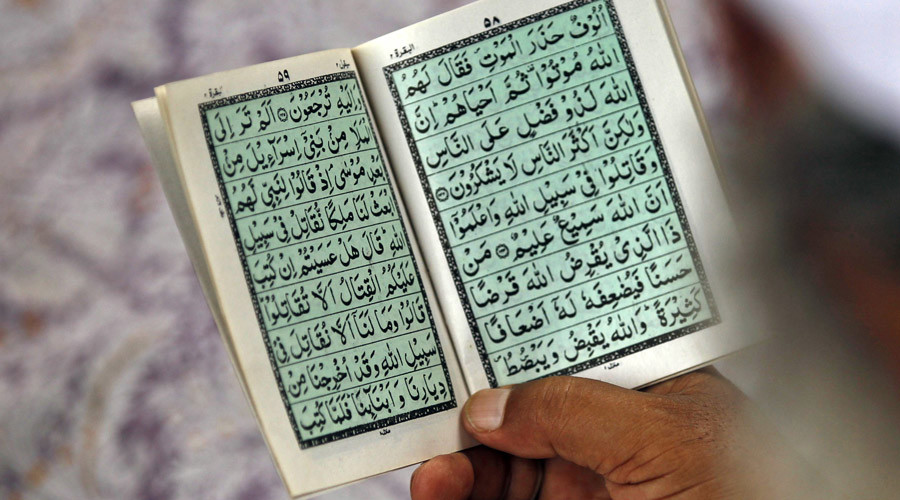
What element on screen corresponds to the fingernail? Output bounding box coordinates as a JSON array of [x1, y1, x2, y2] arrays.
[[465, 388, 511, 432]]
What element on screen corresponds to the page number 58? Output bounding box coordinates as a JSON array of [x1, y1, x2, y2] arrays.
[[483, 16, 501, 28]]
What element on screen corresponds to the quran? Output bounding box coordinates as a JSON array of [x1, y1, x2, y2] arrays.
[[132, 0, 754, 496]]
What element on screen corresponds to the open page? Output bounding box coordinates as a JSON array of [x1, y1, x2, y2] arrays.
[[133, 97, 256, 416], [355, 0, 757, 392], [150, 48, 472, 498]]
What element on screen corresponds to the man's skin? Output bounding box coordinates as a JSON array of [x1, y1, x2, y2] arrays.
[[410, 369, 787, 500]]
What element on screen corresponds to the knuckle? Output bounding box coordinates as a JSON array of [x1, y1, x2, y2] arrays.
[[608, 396, 728, 484], [604, 398, 686, 480], [532, 377, 578, 427], [530, 377, 597, 461]]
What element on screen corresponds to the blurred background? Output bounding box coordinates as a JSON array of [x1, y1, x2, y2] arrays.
[[2, 0, 898, 499]]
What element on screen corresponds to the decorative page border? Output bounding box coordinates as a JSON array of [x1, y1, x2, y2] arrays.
[[199, 71, 456, 449], [383, 0, 719, 387]]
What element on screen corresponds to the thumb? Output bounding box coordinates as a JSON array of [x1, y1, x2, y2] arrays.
[[462, 376, 671, 478]]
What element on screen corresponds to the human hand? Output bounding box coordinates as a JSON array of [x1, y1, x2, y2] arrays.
[[410, 369, 773, 499]]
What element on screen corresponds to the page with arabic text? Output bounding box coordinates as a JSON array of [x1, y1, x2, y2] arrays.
[[150, 48, 473, 498], [355, 0, 755, 393]]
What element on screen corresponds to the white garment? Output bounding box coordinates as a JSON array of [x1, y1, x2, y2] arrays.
[[741, 0, 900, 141]]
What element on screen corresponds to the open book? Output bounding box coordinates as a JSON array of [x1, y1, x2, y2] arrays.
[[132, 0, 753, 496]]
